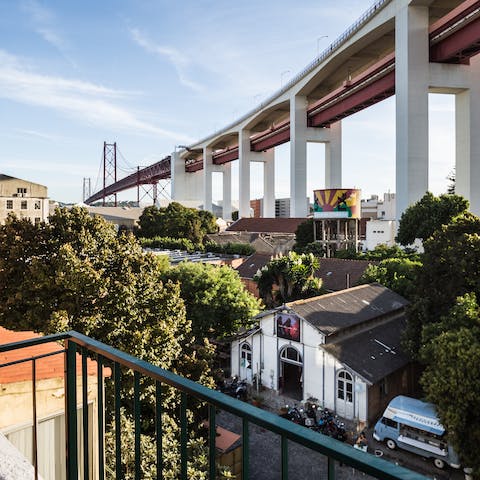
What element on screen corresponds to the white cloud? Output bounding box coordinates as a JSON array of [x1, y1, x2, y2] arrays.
[[129, 27, 204, 92], [20, 0, 77, 67], [0, 50, 193, 143]]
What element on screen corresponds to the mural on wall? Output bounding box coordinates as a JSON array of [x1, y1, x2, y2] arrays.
[[276, 312, 301, 342], [313, 189, 361, 219]]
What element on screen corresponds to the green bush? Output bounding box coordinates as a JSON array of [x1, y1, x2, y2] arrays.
[[139, 236, 204, 253], [204, 241, 255, 256]]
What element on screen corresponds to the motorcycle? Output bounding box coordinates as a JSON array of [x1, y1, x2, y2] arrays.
[[219, 376, 248, 401]]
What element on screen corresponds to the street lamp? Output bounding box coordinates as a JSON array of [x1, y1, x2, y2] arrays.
[[317, 35, 329, 56]]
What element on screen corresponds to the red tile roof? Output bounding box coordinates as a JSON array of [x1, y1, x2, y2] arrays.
[[0, 327, 98, 384], [227, 218, 307, 234]]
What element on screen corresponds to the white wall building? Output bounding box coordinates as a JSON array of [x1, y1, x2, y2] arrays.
[[0, 174, 49, 225], [361, 193, 396, 221], [365, 220, 397, 251], [231, 284, 416, 425]]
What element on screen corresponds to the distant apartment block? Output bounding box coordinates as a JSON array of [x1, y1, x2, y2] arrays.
[[361, 193, 396, 220], [0, 174, 49, 225]]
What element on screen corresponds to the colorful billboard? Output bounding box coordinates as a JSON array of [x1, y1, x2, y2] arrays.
[[276, 312, 301, 342], [313, 189, 361, 219]]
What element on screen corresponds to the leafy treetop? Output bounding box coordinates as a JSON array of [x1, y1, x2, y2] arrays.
[[396, 192, 468, 246], [254, 252, 323, 307]]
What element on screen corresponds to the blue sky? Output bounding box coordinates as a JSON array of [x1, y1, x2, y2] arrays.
[[0, 0, 455, 204]]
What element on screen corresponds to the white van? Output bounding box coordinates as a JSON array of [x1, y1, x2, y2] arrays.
[[373, 396, 460, 470]]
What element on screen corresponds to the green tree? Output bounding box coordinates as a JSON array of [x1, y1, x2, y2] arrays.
[[254, 252, 323, 307], [404, 212, 480, 356], [0, 208, 216, 478], [396, 192, 468, 246], [358, 257, 421, 300], [138, 202, 213, 244], [162, 262, 260, 340], [420, 293, 480, 473], [294, 219, 314, 250], [198, 210, 218, 234]]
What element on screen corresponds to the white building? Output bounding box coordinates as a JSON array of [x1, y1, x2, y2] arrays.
[[0, 174, 49, 225], [361, 193, 396, 221], [365, 220, 397, 251], [231, 284, 416, 425]]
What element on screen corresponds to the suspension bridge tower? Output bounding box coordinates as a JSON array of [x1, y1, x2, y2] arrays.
[[102, 142, 118, 206]]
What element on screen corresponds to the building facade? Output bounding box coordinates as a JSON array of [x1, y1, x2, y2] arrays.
[[231, 284, 416, 425], [0, 174, 49, 225]]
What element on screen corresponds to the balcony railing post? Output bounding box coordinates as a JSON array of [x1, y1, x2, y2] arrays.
[[64, 339, 78, 480]]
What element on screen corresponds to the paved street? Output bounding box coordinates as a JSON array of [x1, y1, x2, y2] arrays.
[[217, 410, 464, 480]]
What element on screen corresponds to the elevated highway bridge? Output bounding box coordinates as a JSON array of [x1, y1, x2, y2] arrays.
[[86, 0, 480, 220]]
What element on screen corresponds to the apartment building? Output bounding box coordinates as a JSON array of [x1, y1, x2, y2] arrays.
[[0, 174, 49, 225]]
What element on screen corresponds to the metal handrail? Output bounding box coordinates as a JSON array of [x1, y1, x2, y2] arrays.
[[0, 330, 429, 480], [187, 0, 392, 149]]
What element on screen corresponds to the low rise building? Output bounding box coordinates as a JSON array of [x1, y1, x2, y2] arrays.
[[0, 174, 49, 225], [231, 284, 417, 426]]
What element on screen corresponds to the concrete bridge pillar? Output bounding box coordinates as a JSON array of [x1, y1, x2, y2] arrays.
[[203, 147, 213, 212], [171, 150, 186, 200], [171, 151, 203, 202], [325, 121, 342, 189], [239, 129, 251, 218], [395, 4, 430, 218], [455, 57, 480, 216], [263, 149, 275, 217], [222, 162, 232, 220], [290, 95, 308, 217]]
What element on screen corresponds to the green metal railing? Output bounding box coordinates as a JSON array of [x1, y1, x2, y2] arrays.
[[0, 331, 429, 480]]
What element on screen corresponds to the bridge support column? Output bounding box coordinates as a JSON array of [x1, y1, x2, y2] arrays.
[[203, 147, 213, 212], [290, 95, 308, 217], [456, 57, 480, 216], [325, 121, 342, 188], [263, 150, 275, 217], [222, 162, 232, 220], [239, 129, 251, 218], [171, 151, 187, 201], [395, 4, 429, 218]]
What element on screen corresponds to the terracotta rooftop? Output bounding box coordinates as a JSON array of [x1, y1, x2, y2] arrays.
[[315, 258, 377, 291], [226, 218, 307, 234], [0, 327, 98, 384]]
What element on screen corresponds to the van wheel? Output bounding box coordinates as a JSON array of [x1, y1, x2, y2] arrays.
[[433, 458, 445, 469], [386, 439, 397, 450]]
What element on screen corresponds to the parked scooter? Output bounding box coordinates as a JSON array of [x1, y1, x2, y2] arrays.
[[315, 408, 347, 442], [279, 404, 304, 424], [219, 376, 248, 401]]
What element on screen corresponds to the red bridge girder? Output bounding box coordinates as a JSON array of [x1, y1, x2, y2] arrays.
[[85, 156, 170, 204]]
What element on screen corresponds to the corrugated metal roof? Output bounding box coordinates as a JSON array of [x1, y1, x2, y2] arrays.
[[287, 284, 408, 336], [322, 316, 410, 384]]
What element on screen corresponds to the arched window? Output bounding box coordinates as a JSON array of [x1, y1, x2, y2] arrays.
[[337, 370, 353, 402], [280, 346, 302, 365], [240, 343, 252, 369]]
